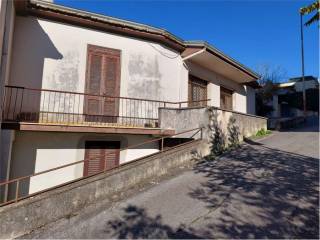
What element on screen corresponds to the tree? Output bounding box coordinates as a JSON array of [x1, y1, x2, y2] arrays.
[[300, 0, 319, 26], [256, 64, 287, 86], [255, 65, 287, 116]]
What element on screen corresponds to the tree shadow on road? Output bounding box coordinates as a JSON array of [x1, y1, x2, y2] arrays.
[[190, 141, 319, 239], [104, 205, 210, 239]]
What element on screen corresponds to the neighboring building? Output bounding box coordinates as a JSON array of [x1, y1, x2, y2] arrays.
[[0, 0, 260, 201], [270, 76, 319, 118]]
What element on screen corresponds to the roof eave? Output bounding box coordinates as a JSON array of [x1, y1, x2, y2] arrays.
[[16, 0, 186, 52], [184, 41, 260, 81]]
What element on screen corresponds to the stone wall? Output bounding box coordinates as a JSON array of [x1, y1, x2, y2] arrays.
[[0, 140, 209, 239], [159, 106, 267, 146]]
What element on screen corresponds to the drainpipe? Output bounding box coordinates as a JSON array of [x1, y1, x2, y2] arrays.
[[180, 48, 206, 102], [182, 47, 206, 61]]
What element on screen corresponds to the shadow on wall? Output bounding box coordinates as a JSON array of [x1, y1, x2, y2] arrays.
[[8, 17, 63, 119], [6, 132, 158, 202], [189, 143, 319, 239], [208, 108, 226, 156], [207, 107, 240, 157]]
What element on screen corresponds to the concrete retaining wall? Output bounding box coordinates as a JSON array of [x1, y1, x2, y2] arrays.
[[0, 140, 209, 239], [159, 106, 267, 145]]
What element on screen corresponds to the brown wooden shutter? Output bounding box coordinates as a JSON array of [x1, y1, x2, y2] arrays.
[[84, 147, 105, 176], [85, 54, 103, 118], [188, 75, 207, 107], [84, 141, 120, 177], [105, 149, 120, 171], [84, 45, 121, 123], [103, 56, 120, 120], [220, 87, 233, 110]]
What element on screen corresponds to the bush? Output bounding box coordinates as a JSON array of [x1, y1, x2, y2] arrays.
[[256, 128, 271, 137]]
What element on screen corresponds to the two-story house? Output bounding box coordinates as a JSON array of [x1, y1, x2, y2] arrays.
[[0, 0, 261, 203]]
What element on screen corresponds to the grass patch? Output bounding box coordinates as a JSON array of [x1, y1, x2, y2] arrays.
[[255, 128, 272, 137]]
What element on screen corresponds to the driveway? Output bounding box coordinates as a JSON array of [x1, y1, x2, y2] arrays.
[[29, 121, 319, 239]]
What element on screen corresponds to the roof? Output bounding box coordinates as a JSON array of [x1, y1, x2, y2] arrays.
[[288, 76, 319, 83], [183, 41, 260, 80], [15, 0, 185, 51], [15, 0, 259, 81]]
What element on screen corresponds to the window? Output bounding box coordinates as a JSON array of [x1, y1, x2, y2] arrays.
[[84, 141, 120, 176], [188, 75, 208, 107], [220, 87, 233, 110], [84, 45, 121, 122]]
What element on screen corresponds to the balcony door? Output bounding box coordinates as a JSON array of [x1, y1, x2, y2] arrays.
[[84, 45, 121, 123], [220, 87, 233, 110], [83, 141, 120, 176], [188, 75, 208, 107]]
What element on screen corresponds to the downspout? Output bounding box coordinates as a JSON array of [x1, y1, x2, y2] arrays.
[[179, 48, 206, 102], [182, 47, 206, 61]]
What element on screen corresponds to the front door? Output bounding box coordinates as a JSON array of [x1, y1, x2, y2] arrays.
[[84, 45, 121, 123], [83, 141, 120, 176]]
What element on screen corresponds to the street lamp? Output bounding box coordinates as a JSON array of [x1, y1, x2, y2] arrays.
[[300, 11, 307, 119]]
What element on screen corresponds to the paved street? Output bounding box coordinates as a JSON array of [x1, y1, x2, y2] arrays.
[[29, 120, 319, 239]]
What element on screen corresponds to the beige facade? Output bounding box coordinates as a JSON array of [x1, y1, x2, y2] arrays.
[[186, 61, 255, 114], [10, 16, 188, 103], [6, 131, 158, 195], [0, 0, 260, 202]]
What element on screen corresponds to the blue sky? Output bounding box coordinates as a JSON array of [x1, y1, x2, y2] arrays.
[[55, 0, 319, 81]]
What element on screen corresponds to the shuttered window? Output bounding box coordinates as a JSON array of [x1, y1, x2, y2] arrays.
[[84, 141, 120, 177], [188, 75, 208, 107], [220, 87, 233, 110], [84, 45, 121, 122]]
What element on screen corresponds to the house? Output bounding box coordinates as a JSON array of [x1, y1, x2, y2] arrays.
[[270, 76, 319, 118], [0, 0, 262, 203]]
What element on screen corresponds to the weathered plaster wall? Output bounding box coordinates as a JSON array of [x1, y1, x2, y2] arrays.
[[159, 107, 209, 139], [159, 107, 267, 145], [7, 16, 256, 118], [9, 16, 187, 103], [7, 131, 159, 197]]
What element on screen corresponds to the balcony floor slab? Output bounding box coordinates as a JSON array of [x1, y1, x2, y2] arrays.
[[1, 122, 175, 136]]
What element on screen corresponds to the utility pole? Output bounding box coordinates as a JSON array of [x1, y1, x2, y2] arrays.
[[300, 12, 307, 119]]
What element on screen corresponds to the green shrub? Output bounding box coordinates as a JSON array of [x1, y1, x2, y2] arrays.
[[256, 128, 271, 137]]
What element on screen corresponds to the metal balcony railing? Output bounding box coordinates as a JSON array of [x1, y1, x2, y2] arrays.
[[2, 86, 209, 128]]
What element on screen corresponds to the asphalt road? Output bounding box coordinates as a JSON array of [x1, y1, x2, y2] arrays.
[[28, 120, 319, 239]]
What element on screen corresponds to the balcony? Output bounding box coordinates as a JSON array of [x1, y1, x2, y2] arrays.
[[2, 86, 208, 135]]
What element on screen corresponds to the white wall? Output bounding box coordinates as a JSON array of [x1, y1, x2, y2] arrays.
[[9, 16, 188, 103], [186, 61, 248, 113], [8, 16, 258, 118], [6, 16, 190, 125], [207, 83, 220, 107], [9, 131, 159, 195]]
